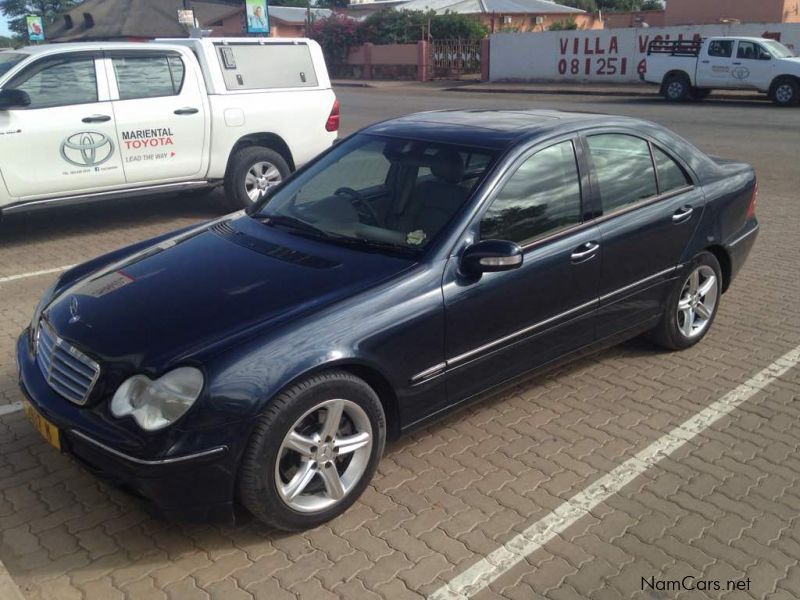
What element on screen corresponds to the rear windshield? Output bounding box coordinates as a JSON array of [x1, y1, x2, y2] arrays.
[[215, 43, 318, 90]]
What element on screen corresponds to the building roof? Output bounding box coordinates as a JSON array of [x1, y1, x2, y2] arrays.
[[269, 6, 333, 25], [398, 0, 585, 15]]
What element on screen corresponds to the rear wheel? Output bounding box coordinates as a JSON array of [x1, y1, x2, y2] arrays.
[[663, 73, 690, 102], [238, 371, 386, 531], [648, 252, 722, 350], [771, 77, 799, 107], [223, 146, 290, 210]]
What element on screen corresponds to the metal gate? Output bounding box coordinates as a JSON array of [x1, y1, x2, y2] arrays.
[[429, 39, 481, 79]]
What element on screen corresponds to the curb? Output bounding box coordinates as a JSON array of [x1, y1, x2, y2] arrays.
[[0, 560, 25, 600], [444, 85, 654, 97], [332, 81, 374, 88], [443, 85, 766, 102]]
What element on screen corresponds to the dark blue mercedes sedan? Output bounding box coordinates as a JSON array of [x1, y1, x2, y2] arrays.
[[17, 110, 758, 530]]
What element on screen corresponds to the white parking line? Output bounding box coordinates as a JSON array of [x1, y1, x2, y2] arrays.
[[430, 343, 800, 600], [0, 402, 23, 417], [0, 265, 74, 285]]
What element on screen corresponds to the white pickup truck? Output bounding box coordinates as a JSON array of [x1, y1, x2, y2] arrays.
[[0, 37, 338, 216], [644, 36, 800, 106]]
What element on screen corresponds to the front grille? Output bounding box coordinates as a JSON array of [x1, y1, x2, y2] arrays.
[[35, 320, 100, 406]]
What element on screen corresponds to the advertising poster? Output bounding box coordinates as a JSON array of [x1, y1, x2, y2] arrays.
[[245, 0, 270, 35], [26, 15, 45, 42]]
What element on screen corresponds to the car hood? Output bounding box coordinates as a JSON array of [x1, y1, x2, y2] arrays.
[[43, 214, 415, 369]]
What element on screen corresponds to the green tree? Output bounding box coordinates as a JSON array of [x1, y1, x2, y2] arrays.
[[549, 17, 579, 30], [271, 0, 308, 6], [429, 12, 487, 40], [0, 0, 78, 38], [315, 0, 349, 8]]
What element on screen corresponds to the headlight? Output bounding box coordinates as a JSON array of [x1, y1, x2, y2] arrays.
[[110, 367, 204, 431], [30, 281, 59, 341]]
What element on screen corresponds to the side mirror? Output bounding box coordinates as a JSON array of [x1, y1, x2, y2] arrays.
[[461, 239, 523, 274], [0, 88, 31, 110]]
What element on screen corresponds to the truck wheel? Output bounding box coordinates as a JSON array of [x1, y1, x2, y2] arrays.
[[238, 370, 386, 531], [647, 251, 722, 351], [224, 146, 290, 210], [771, 78, 799, 107], [663, 74, 690, 102]]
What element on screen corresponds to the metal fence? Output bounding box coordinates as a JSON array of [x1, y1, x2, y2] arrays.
[[429, 39, 481, 78]]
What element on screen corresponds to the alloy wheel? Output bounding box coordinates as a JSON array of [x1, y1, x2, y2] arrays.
[[275, 399, 373, 513], [245, 161, 282, 202], [676, 265, 718, 339]]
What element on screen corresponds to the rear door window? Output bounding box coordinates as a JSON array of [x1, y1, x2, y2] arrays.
[[652, 146, 692, 193], [708, 40, 733, 58], [587, 134, 658, 213], [215, 43, 318, 90], [112, 55, 186, 100]]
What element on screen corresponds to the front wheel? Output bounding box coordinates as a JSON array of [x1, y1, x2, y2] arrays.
[[238, 371, 386, 531], [223, 146, 290, 210], [771, 78, 799, 107], [648, 252, 722, 350]]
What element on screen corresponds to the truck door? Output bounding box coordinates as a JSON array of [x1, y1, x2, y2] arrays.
[[0, 52, 126, 199], [105, 50, 208, 184], [696, 39, 736, 88], [731, 40, 775, 91]]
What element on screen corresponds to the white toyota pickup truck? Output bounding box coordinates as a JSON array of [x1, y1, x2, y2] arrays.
[[0, 38, 338, 216], [643, 36, 800, 106]]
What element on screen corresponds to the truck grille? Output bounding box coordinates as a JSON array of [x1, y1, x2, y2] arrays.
[[35, 320, 100, 406]]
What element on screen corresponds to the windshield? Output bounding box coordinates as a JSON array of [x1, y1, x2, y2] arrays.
[[0, 52, 26, 77], [762, 40, 795, 58], [255, 134, 497, 254]]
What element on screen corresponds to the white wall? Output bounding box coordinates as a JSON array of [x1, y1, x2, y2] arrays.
[[490, 23, 800, 82]]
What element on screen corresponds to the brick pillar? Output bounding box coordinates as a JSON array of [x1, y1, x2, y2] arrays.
[[363, 42, 373, 81], [480, 37, 490, 82], [417, 40, 429, 82]]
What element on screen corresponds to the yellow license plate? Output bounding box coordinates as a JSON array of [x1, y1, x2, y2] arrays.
[[23, 401, 61, 451]]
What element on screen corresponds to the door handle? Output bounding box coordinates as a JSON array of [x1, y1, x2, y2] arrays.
[[701, 60, 710, 64], [174, 107, 199, 115], [82, 114, 111, 123], [672, 206, 694, 223], [570, 241, 600, 263], [732, 61, 742, 65]]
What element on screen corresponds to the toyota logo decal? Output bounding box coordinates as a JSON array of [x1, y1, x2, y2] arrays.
[[60, 132, 115, 167]]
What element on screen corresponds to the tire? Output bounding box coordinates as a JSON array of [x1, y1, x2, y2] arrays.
[[663, 73, 690, 102], [691, 88, 711, 101], [771, 77, 799, 107], [223, 146, 290, 211], [648, 251, 723, 351], [238, 370, 386, 531]]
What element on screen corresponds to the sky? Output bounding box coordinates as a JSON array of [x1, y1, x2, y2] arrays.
[[0, 15, 11, 38]]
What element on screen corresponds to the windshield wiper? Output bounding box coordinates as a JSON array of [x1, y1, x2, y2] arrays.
[[258, 214, 333, 239]]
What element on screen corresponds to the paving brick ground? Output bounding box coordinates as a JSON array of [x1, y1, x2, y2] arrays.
[[0, 87, 798, 599]]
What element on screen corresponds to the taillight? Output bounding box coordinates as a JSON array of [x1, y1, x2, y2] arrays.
[[325, 99, 340, 132], [747, 180, 758, 219]]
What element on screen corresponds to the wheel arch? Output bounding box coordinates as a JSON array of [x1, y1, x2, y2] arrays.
[[226, 133, 296, 178], [704, 244, 732, 293], [252, 359, 402, 442], [768, 74, 800, 96]]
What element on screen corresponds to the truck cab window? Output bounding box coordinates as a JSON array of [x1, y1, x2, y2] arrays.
[[7, 56, 97, 109], [737, 42, 770, 61], [113, 55, 185, 101], [707, 40, 733, 58]]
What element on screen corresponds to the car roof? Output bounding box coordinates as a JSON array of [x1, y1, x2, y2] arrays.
[[362, 109, 643, 151]]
